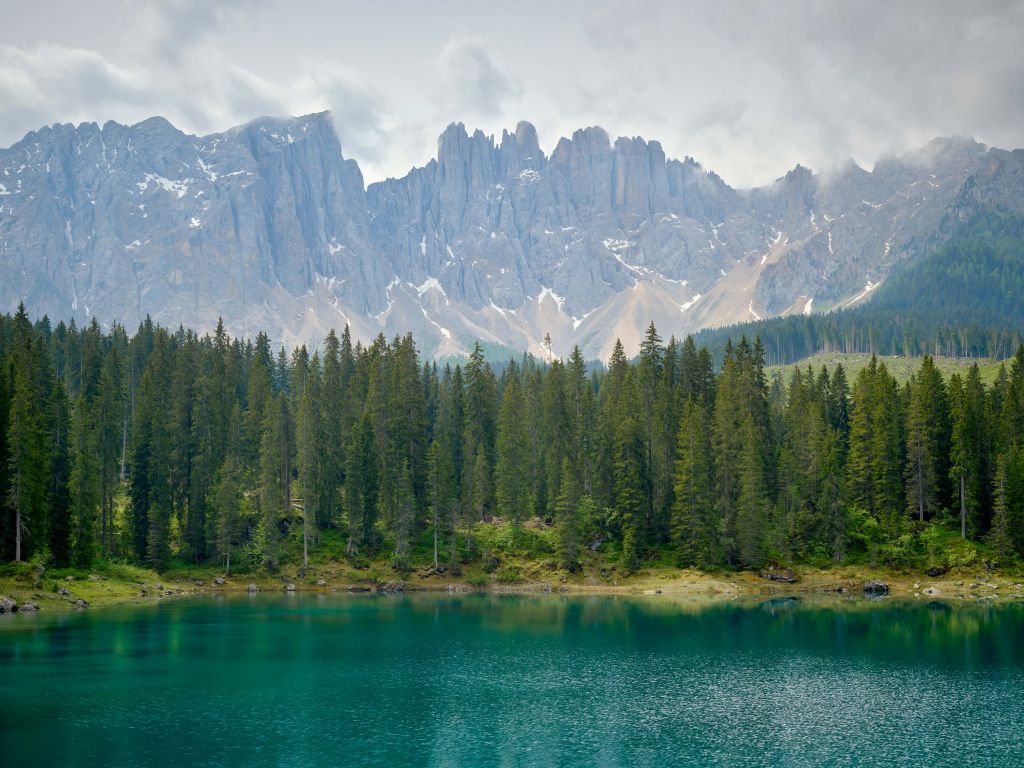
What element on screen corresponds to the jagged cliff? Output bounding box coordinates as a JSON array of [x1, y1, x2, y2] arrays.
[[1, 112, 1020, 359]]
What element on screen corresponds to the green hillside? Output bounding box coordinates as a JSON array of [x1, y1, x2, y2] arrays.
[[767, 352, 1006, 386]]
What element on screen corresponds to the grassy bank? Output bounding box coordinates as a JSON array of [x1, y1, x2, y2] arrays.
[[3, 521, 1023, 614]]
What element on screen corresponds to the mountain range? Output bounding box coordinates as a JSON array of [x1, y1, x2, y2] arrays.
[[2, 112, 1022, 359]]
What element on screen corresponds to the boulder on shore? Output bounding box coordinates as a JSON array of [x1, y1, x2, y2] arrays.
[[246, 584, 260, 593], [0, 596, 16, 613], [378, 581, 405, 594], [57, 586, 70, 596], [74, 598, 89, 609], [316, 579, 327, 586], [19, 601, 39, 612], [347, 585, 371, 593], [926, 566, 947, 577], [213, 577, 225, 586], [864, 580, 889, 596], [760, 567, 798, 584], [285, 584, 296, 592]]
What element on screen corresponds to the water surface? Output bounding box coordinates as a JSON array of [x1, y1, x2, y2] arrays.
[[2, 594, 1023, 767]]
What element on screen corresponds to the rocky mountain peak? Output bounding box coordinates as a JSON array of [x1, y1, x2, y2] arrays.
[[0, 112, 1017, 362]]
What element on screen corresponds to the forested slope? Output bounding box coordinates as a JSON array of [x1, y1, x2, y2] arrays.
[[694, 212, 1024, 365], [2, 306, 1024, 577]]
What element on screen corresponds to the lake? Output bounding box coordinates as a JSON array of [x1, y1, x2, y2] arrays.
[[2, 594, 1024, 767]]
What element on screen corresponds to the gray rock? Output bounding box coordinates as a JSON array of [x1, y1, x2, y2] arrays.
[[316, 579, 327, 586], [213, 577, 225, 586], [74, 599, 89, 609], [246, 584, 260, 593], [760, 567, 798, 584], [285, 584, 296, 592], [57, 586, 70, 596], [19, 601, 39, 612], [0, 596, 16, 613], [1, 114, 1018, 362], [923, 587, 941, 596], [863, 580, 889, 596]]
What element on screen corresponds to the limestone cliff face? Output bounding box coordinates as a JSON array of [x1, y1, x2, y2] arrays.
[[0, 114, 1017, 360]]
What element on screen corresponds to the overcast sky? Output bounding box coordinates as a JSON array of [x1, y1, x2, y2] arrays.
[[2, 0, 1023, 187]]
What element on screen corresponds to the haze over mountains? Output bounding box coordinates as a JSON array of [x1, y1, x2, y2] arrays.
[[1, 112, 1022, 360]]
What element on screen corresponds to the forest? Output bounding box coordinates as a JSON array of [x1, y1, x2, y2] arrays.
[[2, 303, 1024, 576]]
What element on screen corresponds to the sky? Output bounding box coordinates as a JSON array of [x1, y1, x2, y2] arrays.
[[1, 0, 1023, 188]]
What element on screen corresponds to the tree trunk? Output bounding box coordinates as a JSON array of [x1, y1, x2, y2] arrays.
[[226, 549, 230, 577], [433, 511, 439, 569], [960, 474, 966, 539], [302, 508, 309, 569], [15, 508, 21, 562]]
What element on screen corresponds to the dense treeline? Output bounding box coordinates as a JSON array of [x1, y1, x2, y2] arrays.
[[695, 212, 1024, 365], [3, 304, 1024, 574]]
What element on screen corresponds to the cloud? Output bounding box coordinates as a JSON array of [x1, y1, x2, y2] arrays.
[[0, 44, 151, 132], [292, 58, 392, 166], [436, 37, 520, 119], [0, 1, 1022, 187]]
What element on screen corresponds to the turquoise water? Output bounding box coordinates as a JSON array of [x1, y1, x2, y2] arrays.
[[2, 594, 1024, 767]]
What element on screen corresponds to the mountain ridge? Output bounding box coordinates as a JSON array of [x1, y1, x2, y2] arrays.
[[1, 112, 1021, 360]]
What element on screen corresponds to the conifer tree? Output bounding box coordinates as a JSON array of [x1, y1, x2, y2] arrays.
[[671, 399, 716, 566], [212, 454, 242, 575], [496, 370, 531, 531], [69, 395, 99, 567], [6, 354, 46, 561], [554, 458, 581, 570]]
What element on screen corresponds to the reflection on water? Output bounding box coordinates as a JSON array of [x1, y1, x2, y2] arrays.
[[2, 594, 1024, 767]]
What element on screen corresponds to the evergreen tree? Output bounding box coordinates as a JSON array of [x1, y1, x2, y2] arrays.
[[495, 369, 531, 531], [212, 455, 242, 575], [68, 396, 99, 567], [671, 399, 716, 566], [554, 458, 581, 570]]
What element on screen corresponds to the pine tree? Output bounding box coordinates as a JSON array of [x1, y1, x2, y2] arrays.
[[495, 369, 531, 531], [736, 415, 768, 567], [988, 452, 1013, 559], [905, 358, 947, 522], [948, 367, 985, 538], [344, 413, 378, 557], [212, 455, 242, 575], [671, 399, 716, 566], [614, 413, 645, 572], [5, 358, 46, 562], [427, 437, 456, 567], [554, 458, 581, 570], [296, 360, 322, 568], [68, 396, 99, 567]]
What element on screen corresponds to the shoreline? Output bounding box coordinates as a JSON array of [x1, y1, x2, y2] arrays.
[[4, 563, 1024, 617]]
